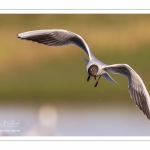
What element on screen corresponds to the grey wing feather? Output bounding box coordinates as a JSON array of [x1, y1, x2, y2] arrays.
[[103, 64, 150, 119], [82, 57, 89, 63], [18, 29, 94, 60], [102, 73, 118, 84]]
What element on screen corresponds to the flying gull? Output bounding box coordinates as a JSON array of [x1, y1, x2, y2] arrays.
[[18, 29, 150, 119]]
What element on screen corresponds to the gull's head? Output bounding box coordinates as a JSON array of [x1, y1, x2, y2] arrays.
[[88, 65, 98, 79]]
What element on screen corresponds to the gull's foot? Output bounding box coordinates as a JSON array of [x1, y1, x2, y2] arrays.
[[87, 75, 90, 81], [94, 75, 101, 87], [94, 81, 98, 87]]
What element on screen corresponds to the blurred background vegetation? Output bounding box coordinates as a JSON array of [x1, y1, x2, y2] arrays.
[[0, 14, 150, 105], [1, 14, 150, 136]]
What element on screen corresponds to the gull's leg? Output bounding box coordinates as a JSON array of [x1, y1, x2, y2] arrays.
[[87, 75, 90, 81], [94, 75, 101, 87]]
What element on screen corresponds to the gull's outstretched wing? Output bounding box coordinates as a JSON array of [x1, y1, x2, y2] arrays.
[[18, 29, 95, 60], [103, 64, 150, 119]]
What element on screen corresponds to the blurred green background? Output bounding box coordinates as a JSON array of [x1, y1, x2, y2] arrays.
[[0, 14, 150, 104], [0, 14, 150, 136]]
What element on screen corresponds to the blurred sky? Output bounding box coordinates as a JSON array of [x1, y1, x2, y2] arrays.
[[0, 14, 150, 136]]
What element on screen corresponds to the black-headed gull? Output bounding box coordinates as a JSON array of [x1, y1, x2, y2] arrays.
[[18, 29, 150, 119]]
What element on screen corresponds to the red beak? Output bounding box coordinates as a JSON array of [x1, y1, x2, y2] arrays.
[[94, 75, 96, 80]]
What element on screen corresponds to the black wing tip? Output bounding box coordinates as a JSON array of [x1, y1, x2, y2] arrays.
[[146, 113, 150, 120], [17, 34, 21, 39], [17, 34, 26, 40]]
